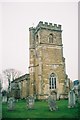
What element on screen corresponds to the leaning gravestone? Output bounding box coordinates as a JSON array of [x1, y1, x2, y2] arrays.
[[26, 96, 35, 110], [68, 90, 76, 108], [7, 97, 15, 111], [48, 95, 58, 111]]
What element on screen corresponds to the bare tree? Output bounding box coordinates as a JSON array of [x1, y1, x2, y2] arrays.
[[3, 69, 22, 80], [3, 69, 22, 91]]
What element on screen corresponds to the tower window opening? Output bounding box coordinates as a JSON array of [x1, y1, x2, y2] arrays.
[[49, 34, 53, 43], [49, 73, 56, 89], [36, 35, 38, 42]]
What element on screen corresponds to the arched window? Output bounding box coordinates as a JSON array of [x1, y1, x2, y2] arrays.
[[49, 73, 56, 89], [49, 34, 53, 43]]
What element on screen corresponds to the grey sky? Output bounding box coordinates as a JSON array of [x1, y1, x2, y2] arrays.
[[1, 2, 78, 81]]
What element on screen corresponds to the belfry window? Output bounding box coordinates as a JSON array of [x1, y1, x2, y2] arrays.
[[36, 35, 38, 42], [49, 73, 56, 89], [49, 34, 53, 43]]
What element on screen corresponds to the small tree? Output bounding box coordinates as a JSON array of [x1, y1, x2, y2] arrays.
[[3, 68, 22, 92]]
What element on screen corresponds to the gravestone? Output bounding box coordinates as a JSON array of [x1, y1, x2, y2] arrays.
[[78, 85, 80, 97], [48, 95, 58, 111], [77, 84, 80, 103], [2, 96, 7, 103], [2, 90, 7, 103], [77, 84, 80, 118], [26, 96, 35, 110], [68, 90, 76, 108], [7, 97, 15, 111]]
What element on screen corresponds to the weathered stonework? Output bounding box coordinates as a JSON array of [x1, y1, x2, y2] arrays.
[[11, 74, 30, 99], [29, 21, 69, 99]]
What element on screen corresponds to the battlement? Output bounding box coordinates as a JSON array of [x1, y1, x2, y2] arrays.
[[29, 27, 35, 31], [29, 21, 62, 33], [36, 21, 62, 31]]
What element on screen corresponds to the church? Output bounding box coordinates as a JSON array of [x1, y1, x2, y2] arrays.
[[29, 21, 70, 100], [11, 21, 70, 100]]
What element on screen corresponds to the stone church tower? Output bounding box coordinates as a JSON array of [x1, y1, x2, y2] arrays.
[[29, 21, 67, 99]]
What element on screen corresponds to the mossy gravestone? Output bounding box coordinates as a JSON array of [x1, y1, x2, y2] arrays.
[[26, 96, 35, 110], [7, 97, 15, 111], [48, 95, 58, 111], [68, 90, 76, 108]]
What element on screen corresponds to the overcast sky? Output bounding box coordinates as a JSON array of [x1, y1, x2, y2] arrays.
[[0, 1, 78, 81]]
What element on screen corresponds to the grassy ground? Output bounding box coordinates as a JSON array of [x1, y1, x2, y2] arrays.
[[2, 99, 79, 118]]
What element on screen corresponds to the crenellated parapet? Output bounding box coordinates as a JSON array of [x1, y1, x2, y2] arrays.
[[35, 21, 62, 33], [29, 27, 35, 31], [29, 21, 62, 33]]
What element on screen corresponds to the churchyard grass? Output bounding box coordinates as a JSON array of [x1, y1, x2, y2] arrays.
[[2, 99, 79, 118]]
